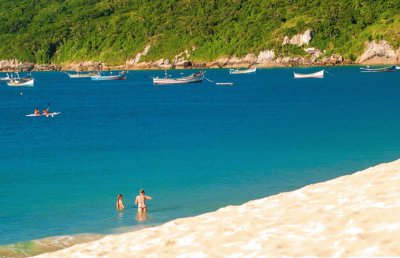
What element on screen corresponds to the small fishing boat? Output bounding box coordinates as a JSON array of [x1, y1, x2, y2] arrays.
[[153, 71, 205, 85], [294, 70, 324, 79], [0, 73, 10, 81], [91, 70, 127, 81], [229, 67, 257, 74], [360, 65, 396, 72], [66, 71, 97, 78], [216, 82, 233, 86], [7, 73, 34, 87]]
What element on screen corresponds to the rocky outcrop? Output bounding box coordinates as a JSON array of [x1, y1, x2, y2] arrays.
[[206, 54, 258, 68], [0, 52, 347, 71], [125, 46, 204, 69], [152, 58, 173, 69], [357, 40, 400, 64], [282, 29, 314, 46], [257, 50, 275, 65], [0, 59, 22, 71], [62, 61, 102, 71], [207, 57, 229, 68], [304, 47, 322, 57], [227, 54, 257, 67], [205, 49, 344, 68], [126, 45, 151, 67], [129, 62, 152, 69], [0, 59, 54, 71], [35, 64, 59, 71]]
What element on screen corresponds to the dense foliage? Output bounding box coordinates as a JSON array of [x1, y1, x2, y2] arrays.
[[0, 0, 399, 64]]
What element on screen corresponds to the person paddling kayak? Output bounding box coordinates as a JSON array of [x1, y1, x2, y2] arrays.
[[42, 107, 49, 116]]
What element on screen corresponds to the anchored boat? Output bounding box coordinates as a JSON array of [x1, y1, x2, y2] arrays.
[[7, 73, 34, 87], [153, 71, 205, 85], [360, 65, 396, 72], [91, 70, 127, 81], [294, 70, 324, 79], [229, 67, 257, 74], [66, 71, 98, 78]]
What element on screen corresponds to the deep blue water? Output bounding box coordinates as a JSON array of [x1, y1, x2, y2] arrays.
[[1, 67, 400, 246]]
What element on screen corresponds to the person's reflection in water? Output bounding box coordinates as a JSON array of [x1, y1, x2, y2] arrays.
[[136, 211, 147, 222]]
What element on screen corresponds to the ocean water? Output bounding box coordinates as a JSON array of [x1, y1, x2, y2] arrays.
[[1, 67, 400, 256]]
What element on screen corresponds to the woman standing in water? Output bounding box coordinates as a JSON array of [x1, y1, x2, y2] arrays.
[[116, 194, 124, 210]]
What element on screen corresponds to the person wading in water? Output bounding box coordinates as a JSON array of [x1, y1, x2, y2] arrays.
[[135, 189, 152, 221]]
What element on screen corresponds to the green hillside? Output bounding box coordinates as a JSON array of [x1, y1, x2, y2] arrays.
[[0, 0, 399, 65]]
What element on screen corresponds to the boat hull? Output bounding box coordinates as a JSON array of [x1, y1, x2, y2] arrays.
[[360, 65, 396, 72], [91, 71, 127, 81], [294, 70, 324, 79], [7, 78, 34, 87], [153, 77, 203, 85], [229, 68, 257, 74], [91, 75, 127, 81], [68, 73, 97, 78], [153, 71, 205, 85]]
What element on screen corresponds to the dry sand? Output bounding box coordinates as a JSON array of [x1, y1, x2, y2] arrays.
[[36, 160, 400, 257]]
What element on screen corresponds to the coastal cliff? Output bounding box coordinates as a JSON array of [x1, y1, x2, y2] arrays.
[[357, 40, 400, 64]]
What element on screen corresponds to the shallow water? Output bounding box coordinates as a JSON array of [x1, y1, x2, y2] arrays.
[[1, 67, 400, 255]]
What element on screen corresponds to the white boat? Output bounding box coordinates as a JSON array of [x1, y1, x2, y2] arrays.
[[229, 67, 257, 74], [7, 73, 34, 86], [294, 70, 324, 79], [216, 82, 233, 86], [91, 70, 127, 81], [66, 71, 97, 78], [153, 71, 205, 85], [395, 66, 400, 70], [0, 73, 10, 81]]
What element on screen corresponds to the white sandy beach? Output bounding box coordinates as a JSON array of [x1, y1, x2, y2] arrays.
[[36, 160, 400, 257]]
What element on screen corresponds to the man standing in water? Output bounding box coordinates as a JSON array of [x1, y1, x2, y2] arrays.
[[135, 189, 152, 221]]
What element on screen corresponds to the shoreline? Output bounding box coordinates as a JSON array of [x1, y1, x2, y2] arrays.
[[0, 234, 104, 258], [0, 57, 399, 73], [33, 159, 400, 257], [0, 63, 397, 73]]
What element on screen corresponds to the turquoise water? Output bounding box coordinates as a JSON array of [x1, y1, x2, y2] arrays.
[[1, 67, 400, 251]]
